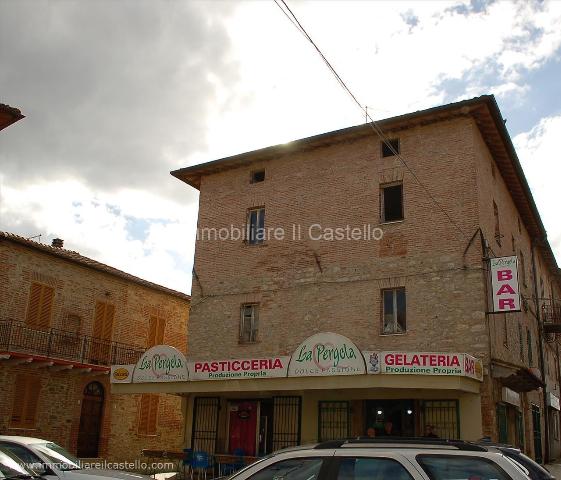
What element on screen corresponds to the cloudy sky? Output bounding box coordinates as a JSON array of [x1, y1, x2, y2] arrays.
[[1, 0, 560, 294]]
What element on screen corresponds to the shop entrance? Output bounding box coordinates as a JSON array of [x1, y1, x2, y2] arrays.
[[365, 399, 415, 437], [228, 401, 259, 456]]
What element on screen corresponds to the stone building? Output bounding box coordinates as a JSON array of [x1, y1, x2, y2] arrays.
[[0, 232, 190, 463], [114, 95, 561, 463]]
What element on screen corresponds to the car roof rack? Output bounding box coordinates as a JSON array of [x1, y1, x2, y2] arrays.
[[314, 437, 487, 452]]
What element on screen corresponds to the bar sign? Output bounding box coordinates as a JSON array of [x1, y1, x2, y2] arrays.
[[490, 255, 521, 312]]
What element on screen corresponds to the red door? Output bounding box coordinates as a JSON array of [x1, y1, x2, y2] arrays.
[[228, 401, 258, 456]]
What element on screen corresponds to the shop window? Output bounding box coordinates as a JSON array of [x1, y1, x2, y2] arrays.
[[382, 287, 406, 334], [247, 207, 265, 245], [138, 394, 159, 435], [380, 183, 404, 222], [515, 410, 524, 449], [272, 396, 301, 451], [381, 138, 400, 157], [496, 404, 508, 443], [250, 458, 324, 480], [251, 170, 265, 183], [240, 304, 259, 343], [192, 397, 220, 453], [336, 457, 413, 480], [11, 374, 41, 428], [318, 401, 350, 442], [147, 316, 166, 347], [26, 282, 54, 330], [420, 400, 459, 439]]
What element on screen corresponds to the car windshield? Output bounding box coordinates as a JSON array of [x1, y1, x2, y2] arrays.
[[0, 449, 34, 479], [33, 443, 81, 471]]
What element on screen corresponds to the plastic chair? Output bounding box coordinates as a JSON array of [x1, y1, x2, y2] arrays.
[[221, 448, 245, 476], [191, 451, 211, 480]]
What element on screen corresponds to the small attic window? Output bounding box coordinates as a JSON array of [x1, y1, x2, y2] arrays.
[[251, 170, 265, 183], [381, 139, 400, 157]]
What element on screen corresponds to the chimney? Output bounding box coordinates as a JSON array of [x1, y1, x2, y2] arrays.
[[52, 238, 64, 248]]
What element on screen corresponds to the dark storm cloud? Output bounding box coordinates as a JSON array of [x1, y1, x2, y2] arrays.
[[0, 0, 238, 199]]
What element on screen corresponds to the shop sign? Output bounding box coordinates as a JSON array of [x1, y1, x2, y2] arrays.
[[548, 393, 561, 411], [288, 332, 366, 377], [110, 364, 134, 383], [188, 356, 289, 381], [363, 351, 483, 381], [502, 387, 521, 407], [490, 256, 520, 312], [132, 345, 189, 383]]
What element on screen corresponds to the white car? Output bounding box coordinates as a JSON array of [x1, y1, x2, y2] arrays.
[[226, 438, 532, 480], [0, 437, 150, 480]]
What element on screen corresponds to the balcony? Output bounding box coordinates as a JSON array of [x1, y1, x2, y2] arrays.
[[0, 319, 144, 368], [542, 301, 561, 334]]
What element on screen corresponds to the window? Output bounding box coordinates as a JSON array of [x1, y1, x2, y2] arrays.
[[318, 401, 350, 441], [519, 251, 527, 287], [493, 200, 501, 245], [247, 207, 265, 245], [380, 183, 404, 222], [64, 314, 81, 333], [240, 304, 259, 343], [251, 170, 265, 183], [11, 374, 41, 428], [518, 322, 524, 362], [0, 443, 43, 465], [381, 138, 400, 157], [26, 282, 54, 329], [527, 329, 533, 366], [382, 288, 406, 334], [93, 301, 115, 340], [138, 394, 159, 435], [147, 316, 166, 347], [249, 458, 323, 480], [417, 455, 511, 480], [337, 457, 413, 480]]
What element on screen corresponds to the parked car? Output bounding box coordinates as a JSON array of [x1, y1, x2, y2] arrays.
[[476, 440, 555, 480], [225, 438, 532, 480], [0, 445, 44, 480], [0, 437, 149, 480]]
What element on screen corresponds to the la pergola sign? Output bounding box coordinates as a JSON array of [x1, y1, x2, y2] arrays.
[[111, 332, 483, 384]]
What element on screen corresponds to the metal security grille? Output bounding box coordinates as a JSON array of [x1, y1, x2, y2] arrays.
[[192, 397, 220, 453], [318, 401, 350, 442], [272, 396, 301, 451], [420, 400, 459, 439]]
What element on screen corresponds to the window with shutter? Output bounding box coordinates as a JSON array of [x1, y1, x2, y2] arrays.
[[138, 394, 159, 435], [147, 316, 166, 347], [11, 375, 41, 428], [26, 283, 54, 329], [93, 301, 115, 340]]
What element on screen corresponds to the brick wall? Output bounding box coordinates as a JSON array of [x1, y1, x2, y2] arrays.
[[0, 240, 189, 463]]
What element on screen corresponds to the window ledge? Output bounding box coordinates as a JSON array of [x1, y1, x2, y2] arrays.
[[379, 332, 407, 337], [8, 426, 38, 431], [379, 219, 404, 226], [238, 341, 260, 346]]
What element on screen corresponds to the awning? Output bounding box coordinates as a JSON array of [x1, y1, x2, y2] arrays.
[[492, 362, 544, 392]]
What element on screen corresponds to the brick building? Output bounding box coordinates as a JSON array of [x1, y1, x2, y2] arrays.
[[0, 232, 190, 463], [114, 95, 561, 463]]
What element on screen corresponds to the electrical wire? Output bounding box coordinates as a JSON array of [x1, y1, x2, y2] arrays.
[[273, 0, 467, 240]]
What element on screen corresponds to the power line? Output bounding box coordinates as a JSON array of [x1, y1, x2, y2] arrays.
[[274, 0, 467, 240]]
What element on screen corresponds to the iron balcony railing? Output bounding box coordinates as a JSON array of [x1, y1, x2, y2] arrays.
[[0, 319, 144, 366]]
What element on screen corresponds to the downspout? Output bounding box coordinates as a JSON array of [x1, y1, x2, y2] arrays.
[[531, 240, 550, 463]]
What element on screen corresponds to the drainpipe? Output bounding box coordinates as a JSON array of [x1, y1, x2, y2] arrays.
[[531, 240, 549, 463]]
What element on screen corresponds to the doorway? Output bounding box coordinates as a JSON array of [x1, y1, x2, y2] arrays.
[[532, 405, 543, 463], [227, 401, 259, 456], [77, 382, 104, 458], [365, 400, 415, 436]]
